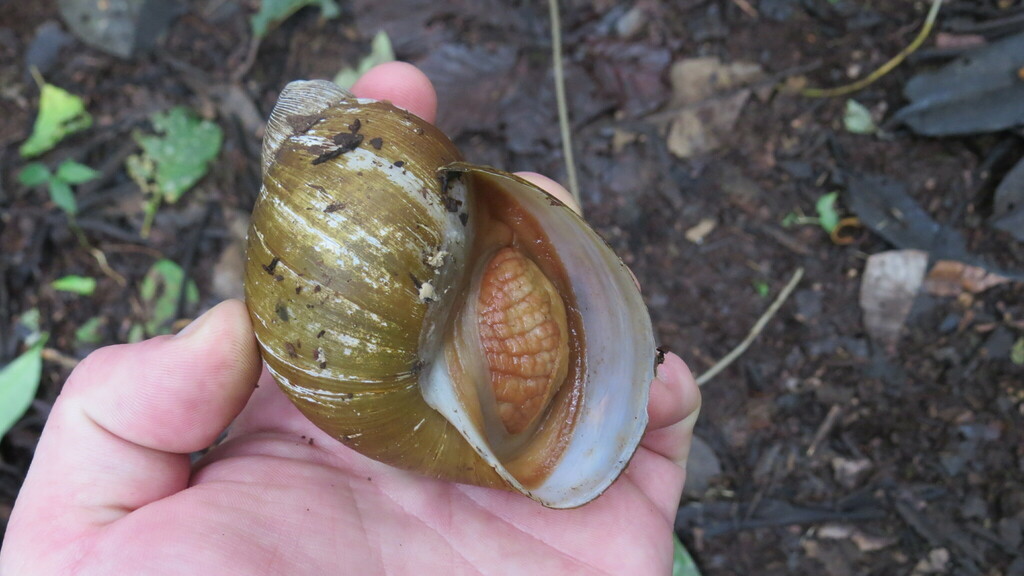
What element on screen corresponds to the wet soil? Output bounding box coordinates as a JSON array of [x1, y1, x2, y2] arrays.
[[1, 0, 1023, 573]]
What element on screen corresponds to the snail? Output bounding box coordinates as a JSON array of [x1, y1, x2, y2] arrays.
[[244, 80, 656, 508]]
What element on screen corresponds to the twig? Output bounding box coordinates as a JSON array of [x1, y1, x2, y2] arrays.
[[801, 0, 943, 98], [230, 37, 262, 84], [756, 224, 813, 256], [696, 267, 804, 386], [807, 404, 842, 457], [548, 0, 581, 210], [42, 348, 80, 370], [730, 0, 759, 19], [89, 247, 127, 287]]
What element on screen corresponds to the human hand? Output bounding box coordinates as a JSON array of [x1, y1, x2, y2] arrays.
[[0, 63, 701, 575]]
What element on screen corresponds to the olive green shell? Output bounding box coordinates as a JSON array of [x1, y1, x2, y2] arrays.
[[245, 81, 507, 488]]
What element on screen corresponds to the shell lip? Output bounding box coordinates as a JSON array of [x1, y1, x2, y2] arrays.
[[422, 164, 657, 509]]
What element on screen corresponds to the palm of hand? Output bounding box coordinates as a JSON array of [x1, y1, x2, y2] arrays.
[[98, 378, 685, 574]]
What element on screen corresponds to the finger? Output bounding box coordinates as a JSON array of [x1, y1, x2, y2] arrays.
[[515, 171, 580, 214], [642, 353, 701, 467], [351, 61, 438, 124], [6, 301, 261, 544]]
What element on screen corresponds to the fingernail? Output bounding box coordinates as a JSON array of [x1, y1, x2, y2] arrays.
[[175, 305, 215, 339]]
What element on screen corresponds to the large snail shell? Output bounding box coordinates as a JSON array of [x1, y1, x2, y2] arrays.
[[244, 80, 655, 508]]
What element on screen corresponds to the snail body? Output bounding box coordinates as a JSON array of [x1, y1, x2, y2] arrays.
[[245, 80, 655, 508]]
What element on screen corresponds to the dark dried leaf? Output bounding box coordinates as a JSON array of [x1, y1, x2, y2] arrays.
[[991, 155, 1024, 241], [845, 174, 1024, 280], [418, 44, 517, 138], [845, 174, 971, 260], [893, 32, 1024, 136]]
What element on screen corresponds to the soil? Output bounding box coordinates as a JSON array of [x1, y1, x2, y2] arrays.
[[1, 1, 1023, 574]]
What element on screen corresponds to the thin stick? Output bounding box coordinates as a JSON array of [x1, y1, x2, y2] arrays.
[[696, 267, 804, 386], [42, 348, 80, 370], [730, 0, 759, 19], [89, 247, 127, 287], [548, 0, 581, 209], [801, 0, 943, 98], [807, 404, 842, 457]]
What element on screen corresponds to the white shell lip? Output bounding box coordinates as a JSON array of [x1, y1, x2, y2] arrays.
[[421, 165, 656, 509]]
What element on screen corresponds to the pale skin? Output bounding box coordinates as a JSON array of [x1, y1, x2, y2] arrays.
[[0, 63, 701, 575]]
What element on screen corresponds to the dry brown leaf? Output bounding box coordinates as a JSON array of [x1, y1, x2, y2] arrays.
[[924, 260, 1011, 297], [664, 57, 763, 159], [669, 57, 763, 107], [685, 218, 717, 244], [667, 90, 751, 158]]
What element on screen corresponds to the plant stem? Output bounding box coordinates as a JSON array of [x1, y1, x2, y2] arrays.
[[801, 0, 943, 98], [548, 0, 581, 210]]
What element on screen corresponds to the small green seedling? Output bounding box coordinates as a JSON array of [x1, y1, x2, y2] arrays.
[[335, 31, 395, 89], [0, 309, 48, 438], [815, 192, 840, 234], [51, 275, 97, 296], [753, 280, 771, 298], [19, 73, 93, 158], [18, 159, 100, 216], [126, 107, 222, 237], [251, 0, 339, 39], [781, 192, 842, 236], [843, 99, 877, 135]]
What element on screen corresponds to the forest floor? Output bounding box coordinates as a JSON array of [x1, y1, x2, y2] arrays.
[[1, 1, 1023, 574]]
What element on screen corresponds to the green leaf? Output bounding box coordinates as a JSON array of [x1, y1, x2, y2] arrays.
[[48, 179, 77, 215], [51, 275, 97, 295], [753, 280, 770, 298], [843, 99, 877, 135], [18, 162, 52, 187], [19, 82, 93, 158], [334, 30, 395, 89], [673, 534, 702, 576], [0, 336, 48, 438], [55, 159, 100, 184], [75, 316, 106, 346], [815, 192, 840, 234], [251, 0, 340, 39], [1012, 338, 1024, 366], [127, 323, 145, 344], [132, 107, 223, 203], [139, 259, 199, 336]]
